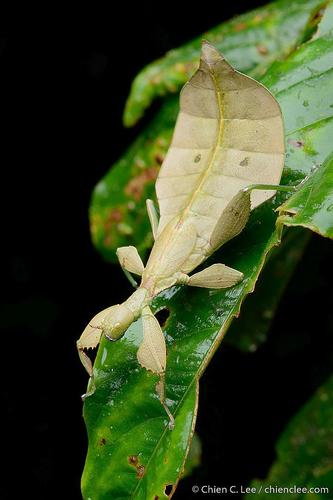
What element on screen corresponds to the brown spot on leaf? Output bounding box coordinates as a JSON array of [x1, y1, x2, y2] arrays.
[[104, 208, 123, 232], [125, 167, 159, 200], [99, 438, 106, 446], [109, 209, 122, 222], [103, 235, 113, 248], [154, 496, 159, 500], [235, 22, 247, 31], [194, 154, 201, 163], [128, 455, 145, 479], [128, 455, 139, 466], [256, 45, 268, 55], [136, 465, 145, 479]]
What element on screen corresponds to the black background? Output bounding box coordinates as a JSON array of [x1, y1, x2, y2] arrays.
[[2, 2, 333, 499]]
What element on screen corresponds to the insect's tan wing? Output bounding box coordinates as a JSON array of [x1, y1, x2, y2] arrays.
[[137, 308, 166, 374], [155, 41, 284, 271]]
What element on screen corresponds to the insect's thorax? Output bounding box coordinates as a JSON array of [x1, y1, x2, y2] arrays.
[[140, 214, 206, 297]]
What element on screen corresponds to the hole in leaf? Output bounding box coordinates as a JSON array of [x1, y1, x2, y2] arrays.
[[164, 484, 173, 496], [155, 307, 170, 327]]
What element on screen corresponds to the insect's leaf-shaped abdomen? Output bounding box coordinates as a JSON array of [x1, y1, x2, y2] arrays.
[[155, 41, 284, 273]]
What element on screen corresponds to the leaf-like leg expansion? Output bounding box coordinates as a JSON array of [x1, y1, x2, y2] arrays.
[[137, 306, 174, 429], [116, 246, 144, 276], [210, 189, 251, 251], [137, 306, 166, 374], [77, 305, 114, 376], [188, 263, 244, 289], [146, 199, 159, 240]]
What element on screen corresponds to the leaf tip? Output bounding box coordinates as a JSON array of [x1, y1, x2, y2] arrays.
[[201, 40, 221, 65]]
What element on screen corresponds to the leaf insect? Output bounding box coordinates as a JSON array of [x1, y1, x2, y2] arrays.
[[78, 41, 293, 429]]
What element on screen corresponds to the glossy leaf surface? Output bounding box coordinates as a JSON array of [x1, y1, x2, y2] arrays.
[[278, 153, 333, 239]]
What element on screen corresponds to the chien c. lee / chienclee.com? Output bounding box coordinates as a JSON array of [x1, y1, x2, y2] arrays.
[[191, 484, 330, 495]]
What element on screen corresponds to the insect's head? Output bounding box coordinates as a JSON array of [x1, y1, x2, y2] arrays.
[[102, 304, 135, 341]]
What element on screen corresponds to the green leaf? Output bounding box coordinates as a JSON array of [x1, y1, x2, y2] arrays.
[[123, 0, 325, 127], [226, 228, 310, 352], [247, 374, 333, 499], [82, 5, 333, 499], [278, 153, 333, 239]]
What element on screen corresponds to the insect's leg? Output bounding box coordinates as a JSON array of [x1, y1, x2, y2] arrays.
[[156, 374, 175, 431], [77, 305, 115, 375], [116, 246, 144, 275], [77, 323, 103, 376], [137, 306, 174, 429], [146, 199, 159, 240], [116, 245, 145, 288], [185, 263, 243, 289]]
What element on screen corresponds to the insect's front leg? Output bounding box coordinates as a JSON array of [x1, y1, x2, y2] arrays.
[[76, 305, 124, 377], [77, 305, 118, 376]]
